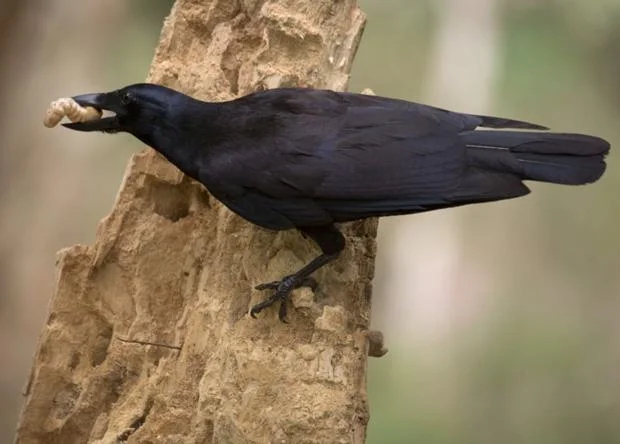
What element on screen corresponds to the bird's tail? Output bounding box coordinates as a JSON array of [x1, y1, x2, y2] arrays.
[[462, 130, 610, 185]]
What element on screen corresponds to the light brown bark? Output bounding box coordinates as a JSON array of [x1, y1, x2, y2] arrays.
[[16, 1, 375, 443]]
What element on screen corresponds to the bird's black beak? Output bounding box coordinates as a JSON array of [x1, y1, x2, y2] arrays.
[[62, 92, 125, 132]]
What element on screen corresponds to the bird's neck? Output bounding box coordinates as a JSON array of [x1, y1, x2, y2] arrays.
[[133, 99, 221, 179]]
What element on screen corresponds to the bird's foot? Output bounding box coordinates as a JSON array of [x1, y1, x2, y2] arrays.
[[251, 275, 318, 322]]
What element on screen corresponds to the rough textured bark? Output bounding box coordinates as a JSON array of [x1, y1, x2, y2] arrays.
[[16, 1, 375, 443]]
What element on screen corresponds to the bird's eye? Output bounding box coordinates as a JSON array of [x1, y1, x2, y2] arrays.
[[120, 91, 133, 105]]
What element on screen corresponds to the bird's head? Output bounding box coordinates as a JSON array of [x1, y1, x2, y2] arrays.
[[63, 83, 181, 135]]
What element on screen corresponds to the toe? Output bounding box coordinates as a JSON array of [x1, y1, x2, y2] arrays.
[[278, 301, 289, 323], [255, 281, 279, 291]]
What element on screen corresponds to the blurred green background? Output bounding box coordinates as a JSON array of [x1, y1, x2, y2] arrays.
[[1, 1, 618, 442]]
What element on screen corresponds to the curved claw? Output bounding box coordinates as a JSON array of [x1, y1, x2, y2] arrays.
[[249, 292, 281, 318], [254, 280, 279, 291], [250, 275, 319, 322], [249, 293, 288, 321], [278, 301, 289, 323]]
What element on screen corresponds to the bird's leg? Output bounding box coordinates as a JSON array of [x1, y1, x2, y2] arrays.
[[251, 254, 336, 321], [250, 224, 345, 322], [254, 276, 318, 292]]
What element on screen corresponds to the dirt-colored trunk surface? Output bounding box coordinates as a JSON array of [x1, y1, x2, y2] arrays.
[[16, 1, 376, 443]]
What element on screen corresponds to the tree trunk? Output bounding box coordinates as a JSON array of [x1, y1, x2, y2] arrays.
[[15, 1, 374, 443]]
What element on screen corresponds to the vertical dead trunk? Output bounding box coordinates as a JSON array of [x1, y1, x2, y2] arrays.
[[16, 1, 374, 443]]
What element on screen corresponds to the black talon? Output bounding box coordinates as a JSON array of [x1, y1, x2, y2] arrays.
[[278, 300, 289, 323], [250, 276, 294, 321], [249, 293, 281, 318], [254, 280, 279, 291], [250, 274, 319, 321], [249, 226, 344, 322]]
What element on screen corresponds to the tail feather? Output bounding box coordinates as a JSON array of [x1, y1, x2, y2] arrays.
[[473, 115, 549, 131], [463, 130, 610, 185]]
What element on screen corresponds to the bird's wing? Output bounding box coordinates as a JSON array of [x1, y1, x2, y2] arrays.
[[205, 89, 539, 227], [238, 89, 476, 200]]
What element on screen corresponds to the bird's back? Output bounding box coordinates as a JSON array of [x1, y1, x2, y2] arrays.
[[169, 88, 608, 229]]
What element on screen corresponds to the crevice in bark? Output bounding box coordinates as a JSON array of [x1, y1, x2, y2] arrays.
[[116, 397, 153, 443]]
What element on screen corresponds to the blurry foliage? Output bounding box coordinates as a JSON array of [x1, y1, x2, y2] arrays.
[[107, 0, 175, 83], [355, 1, 620, 443], [350, 0, 436, 100]]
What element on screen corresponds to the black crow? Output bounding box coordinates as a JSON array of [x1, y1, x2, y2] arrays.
[[62, 84, 610, 321]]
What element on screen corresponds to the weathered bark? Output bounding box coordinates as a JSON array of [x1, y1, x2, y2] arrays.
[[16, 1, 374, 443]]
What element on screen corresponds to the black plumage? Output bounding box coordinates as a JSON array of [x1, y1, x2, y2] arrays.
[[64, 84, 610, 320]]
